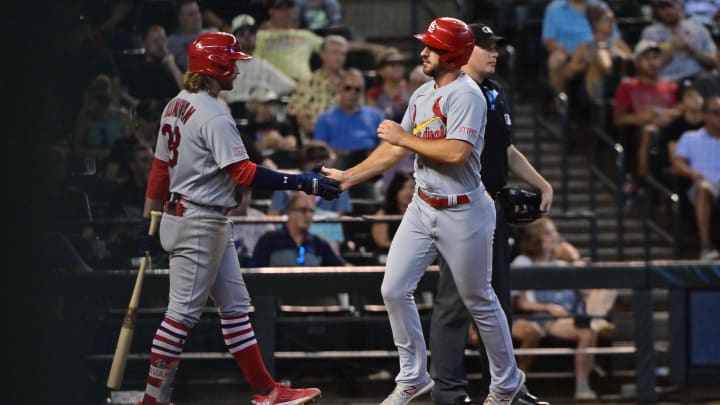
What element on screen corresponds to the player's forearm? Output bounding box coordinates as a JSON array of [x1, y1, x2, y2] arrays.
[[343, 142, 408, 187], [508, 146, 553, 194], [143, 198, 164, 218], [398, 136, 470, 165]]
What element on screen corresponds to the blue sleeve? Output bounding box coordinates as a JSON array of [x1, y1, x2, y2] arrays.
[[314, 112, 331, 143], [541, 4, 559, 41], [315, 236, 346, 265]]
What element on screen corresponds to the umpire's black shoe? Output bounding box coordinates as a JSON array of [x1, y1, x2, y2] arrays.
[[442, 395, 475, 405]]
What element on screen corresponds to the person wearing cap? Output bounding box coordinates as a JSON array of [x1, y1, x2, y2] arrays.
[[245, 85, 298, 166], [220, 13, 295, 108], [656, 80, 704, 179], [541, 0, 620, 91], [640, 0, 717, 82], [428, 23, 554, 405], [613, 39, 681, 192], [366, 47, 412, 122]]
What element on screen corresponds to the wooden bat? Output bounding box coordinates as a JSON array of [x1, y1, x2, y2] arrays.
[[106, 210, 162, 390]]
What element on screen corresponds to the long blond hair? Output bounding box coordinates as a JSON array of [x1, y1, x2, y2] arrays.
[[183, 72, 215, 94]]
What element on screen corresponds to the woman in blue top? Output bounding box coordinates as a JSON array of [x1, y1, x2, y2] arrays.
[[510, 217, 599, 400]]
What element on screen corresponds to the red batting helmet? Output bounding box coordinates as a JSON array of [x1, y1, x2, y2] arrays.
[[188, 32, 251, 80], [414, 17, 475, 69]]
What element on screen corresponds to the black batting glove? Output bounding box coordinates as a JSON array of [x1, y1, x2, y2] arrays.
[[134, 217, 162, 255], [296, 164, 341, 200]]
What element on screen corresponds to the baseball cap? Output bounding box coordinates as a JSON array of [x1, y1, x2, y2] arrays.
[[633, 39, 661, 58], [468, 23, 504, 46], [376, 47, 409, 67], [231, 14, 256, 35], [249, 86, 278, 102]]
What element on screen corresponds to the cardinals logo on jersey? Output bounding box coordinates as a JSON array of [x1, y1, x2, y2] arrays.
[[413, 97, 447, 139]]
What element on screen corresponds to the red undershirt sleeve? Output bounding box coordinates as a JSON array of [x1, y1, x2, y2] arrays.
[[146, 158, 170, 200], [226, 159, 258, 186]]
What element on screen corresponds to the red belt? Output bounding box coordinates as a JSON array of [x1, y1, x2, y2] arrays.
[[417, 189, 470, 208], [164, 195, 230, 216]]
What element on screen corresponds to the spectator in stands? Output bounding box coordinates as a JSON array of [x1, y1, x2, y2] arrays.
[[255, 0, 325, 80], [251, 192, 347, 306], [509, 217, 600, 400], [564, 3, 632, 104], [110, 144, 153, 219], [656, 81, 705, 180], [365, 47, 412, 122], [268, 141, 351, 253], [123, 25, 184, 103], [64, 17, 123, 120], [295, 0, 344, 35], [542, 0, 620, 92], [73, 74, 133, 169], [287, 34, 348, 139], [244, 85, 298, 166], [220, 14, 296, 110], [371, 171, 414, 252], [671, 95, 720, 260], [43, 142, 95, 273], [167, 0, 217, 72], [104, 99, 162, 186], [640, 0, 717, 83], [692, 68, 720, 97], [256, 0, 385, 81], [407, 64, 432, 93], [684, 0, 720, 28], [613, 40, 681, 190], [229, 186, 276, 265], [314, 68, 384, 198]]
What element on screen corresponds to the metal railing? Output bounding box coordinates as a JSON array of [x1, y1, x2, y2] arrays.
[[533, 78, 570, 212], [589, 126, 626, 260], [640, 176, 681, 261]]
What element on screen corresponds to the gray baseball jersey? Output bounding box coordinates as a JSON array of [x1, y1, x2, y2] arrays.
[[381, 73, 522, 394], [401, 73, 486, 194], [156, 89, 249, 208]]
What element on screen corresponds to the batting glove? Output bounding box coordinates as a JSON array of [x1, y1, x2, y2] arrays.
[[297, 164, 341, 200]]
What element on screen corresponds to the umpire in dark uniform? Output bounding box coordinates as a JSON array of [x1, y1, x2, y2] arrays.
[[429, 23, 554, 405]]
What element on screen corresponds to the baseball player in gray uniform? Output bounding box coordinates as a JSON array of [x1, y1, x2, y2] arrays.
[[138, 32, 339, 405], [323, 18, 533, 405]]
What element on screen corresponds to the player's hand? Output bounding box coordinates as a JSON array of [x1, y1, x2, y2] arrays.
[[539, 184, 553, 213], [377, 120, 406, 146], [320, 166, 350, 191], [297, 163, 342, 200], [134, 217, 162, 255], [545, 303, 569, 317]]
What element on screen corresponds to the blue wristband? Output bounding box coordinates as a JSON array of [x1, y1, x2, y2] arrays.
[[251, 165, 300, 190]]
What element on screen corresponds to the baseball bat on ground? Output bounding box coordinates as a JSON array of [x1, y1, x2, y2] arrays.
[[107, 210, 162, 390]]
